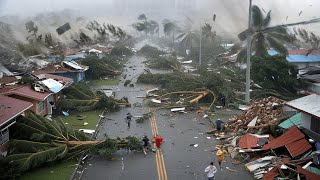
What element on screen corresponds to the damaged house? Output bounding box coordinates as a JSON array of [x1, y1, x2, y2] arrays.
[[34, 61, 88, 83]]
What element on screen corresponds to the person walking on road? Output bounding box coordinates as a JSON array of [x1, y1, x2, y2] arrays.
[[204, 162, 217, 180], [126, 113, 133, 129], [153, 134, 164, 149], [216, 146, 227, 171], [215, 119, 224, 135], [142, 135, 151, 155]]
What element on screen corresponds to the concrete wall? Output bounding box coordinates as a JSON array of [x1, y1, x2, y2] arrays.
[[301, 113, 311, 129]]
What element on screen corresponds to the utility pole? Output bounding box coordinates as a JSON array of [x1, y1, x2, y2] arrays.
[[245, 0, 253, 104], [199, 25, 202, 66]]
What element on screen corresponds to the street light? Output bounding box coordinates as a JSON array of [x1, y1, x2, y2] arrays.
[[245, 0, 253, 104]]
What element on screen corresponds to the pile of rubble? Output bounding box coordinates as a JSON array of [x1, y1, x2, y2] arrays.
[[227, 97, 286, 134], [214, 96, 320, 179]]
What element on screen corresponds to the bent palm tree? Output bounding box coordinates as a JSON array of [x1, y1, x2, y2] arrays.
[[0, 113, 141, 177], [163, 19, 179, 50], [237, 5, 294, 62], [201, 23, 216, 44]]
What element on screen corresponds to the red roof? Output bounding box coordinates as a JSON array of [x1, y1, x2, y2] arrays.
[[32, 73, 73, 85], [239, 134, 259, 149], [0, 95, 33, 126], [285, 138, 312, 158], [0, 76, 18, 84], [288, 49, 320, 55], [263, 166, 280, 180], [262, 126, 305, 150], [3, 85, 52, 101]]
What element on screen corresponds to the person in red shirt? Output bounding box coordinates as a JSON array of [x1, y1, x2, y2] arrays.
[[153, 134, 164, 149]]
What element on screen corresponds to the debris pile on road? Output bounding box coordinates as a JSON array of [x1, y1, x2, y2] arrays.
[[227, 97, 286, 134], [210, 95, 320, 179]]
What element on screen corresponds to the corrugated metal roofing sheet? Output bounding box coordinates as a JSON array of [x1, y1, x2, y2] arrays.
[[278, 113, 301, 129], [285, 138, 312, 158], [239, 134, 259, 148], [262, 126, 305, 150], [286, 94, 320, 118], [268, 49, 320, 63]]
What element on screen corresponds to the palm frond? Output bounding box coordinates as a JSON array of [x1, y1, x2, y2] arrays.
[[4, 143, 68, 172], [266, 36, 288, 55], [263, 10, 271, 27], [268, 32, 294, 43], [252, 5, 264, 28], [237, 47, 248, 63]]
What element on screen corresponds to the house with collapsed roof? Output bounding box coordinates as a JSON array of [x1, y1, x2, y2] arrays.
[[0, 95, 33, 154], [0, 73, 73, 116], [34, 61, 88, 83]]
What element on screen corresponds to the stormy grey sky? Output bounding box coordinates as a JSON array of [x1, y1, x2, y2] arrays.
[[0, 0, 319, 37]]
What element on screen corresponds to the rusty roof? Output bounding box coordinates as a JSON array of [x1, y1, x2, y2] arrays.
[[3, 85, 52, 101], [239, 134, 259, 149], [262, 126, 305, 150], [0, 95, 33, 126], [285, 138, 312, 158], [0, 76, 18, 84]]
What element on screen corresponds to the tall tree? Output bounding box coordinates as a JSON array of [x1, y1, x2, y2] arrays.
[[162, 19, 179, 50], [201, 23, 216, 44], [25, 20, 39, 41], [237, 6, 294, 62]]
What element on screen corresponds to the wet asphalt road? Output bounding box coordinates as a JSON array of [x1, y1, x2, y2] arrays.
[[81, 55, 253, 180]]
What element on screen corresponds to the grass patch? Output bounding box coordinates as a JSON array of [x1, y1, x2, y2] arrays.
[[91, 78, 118, 86], [20, 160, 77, 180], [54, 110, 101, 130]]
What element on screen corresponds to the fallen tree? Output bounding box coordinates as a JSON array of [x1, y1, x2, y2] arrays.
[[0, 113, 142, 178], [58, 81, 122, 112]]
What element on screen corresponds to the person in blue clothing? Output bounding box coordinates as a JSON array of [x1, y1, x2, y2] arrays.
[[215, 119, 224, 134]]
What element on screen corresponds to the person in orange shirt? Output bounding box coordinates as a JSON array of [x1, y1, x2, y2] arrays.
[[216, 146, 227, 171]]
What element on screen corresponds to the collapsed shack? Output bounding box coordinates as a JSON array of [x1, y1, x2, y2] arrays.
[[216, 96, 320, 179], [226, 97, 286, 134]]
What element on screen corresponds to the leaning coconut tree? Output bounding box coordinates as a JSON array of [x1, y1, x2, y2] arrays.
[[0, 113, 141, 178], [236, 5, 294, 62]]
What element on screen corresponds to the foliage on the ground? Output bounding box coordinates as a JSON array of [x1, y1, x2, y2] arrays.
[[138, 44, 165, 57], [136, 112, 153, 123], [146, 55, 181, 70], [251, 55, 306, 100], [81, 56, 120, 79], [0, 113, 142, 178], [137, 69, 242, 104], [59, 81, 120, 112], [110, 45, 133, 56]]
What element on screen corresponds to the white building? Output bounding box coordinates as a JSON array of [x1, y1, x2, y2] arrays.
[[286, 94, 320, 135]]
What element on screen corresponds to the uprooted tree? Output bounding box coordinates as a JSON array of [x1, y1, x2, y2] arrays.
[[0, 113, 142, 178]]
